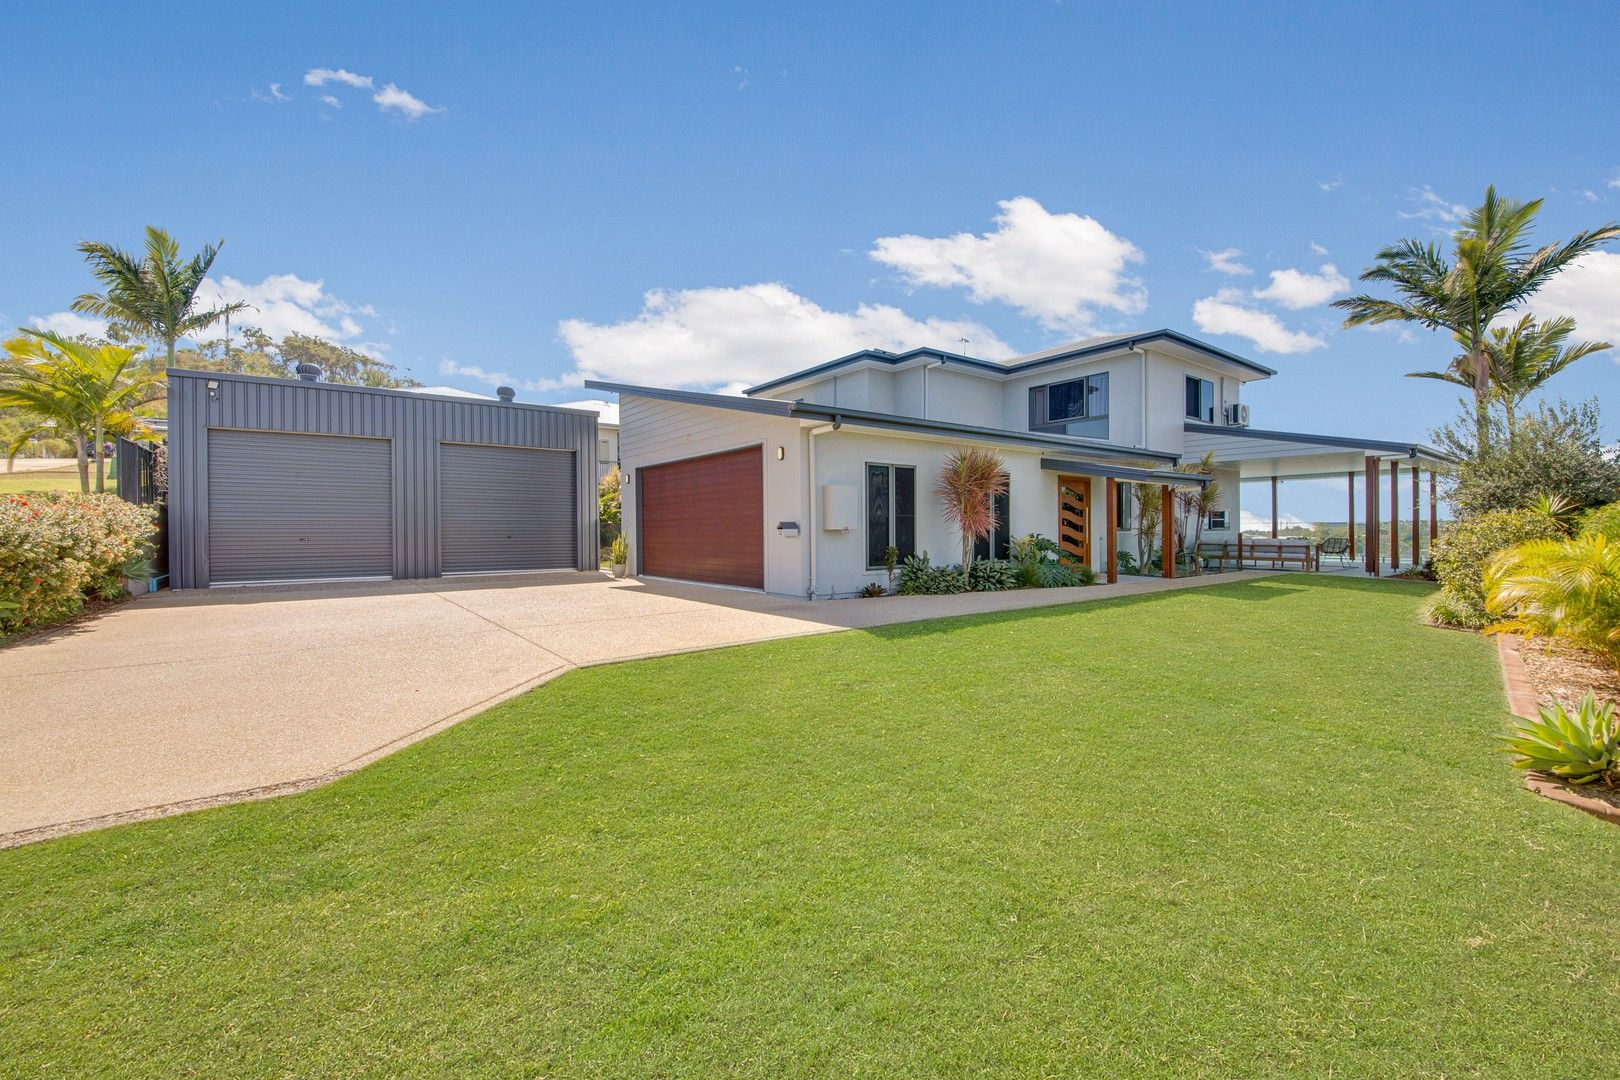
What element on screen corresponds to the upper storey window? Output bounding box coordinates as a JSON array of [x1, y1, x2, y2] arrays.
[[1029, 373, 1108, 439], [1186, 376, 1216, 423]]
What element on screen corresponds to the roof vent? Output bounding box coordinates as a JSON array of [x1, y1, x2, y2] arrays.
[[496, 386, 515, 402], [295, 363, 321, 382]]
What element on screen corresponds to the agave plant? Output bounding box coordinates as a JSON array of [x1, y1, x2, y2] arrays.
[[1485, 533, 1620, 666], [1500, 693, 1620, 785], [1527, 492, 1583, 533]]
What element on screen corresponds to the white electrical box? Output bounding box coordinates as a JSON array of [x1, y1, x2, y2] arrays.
[[821, 484, 857, 532]]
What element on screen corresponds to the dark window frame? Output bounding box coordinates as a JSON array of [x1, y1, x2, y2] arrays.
[[1206, 508, 1229, 531], [972, 478, 1012, 562], [1028, 372, 1109, 436], [1186, 375, 1216, 423], [865, 462, 917, 570]]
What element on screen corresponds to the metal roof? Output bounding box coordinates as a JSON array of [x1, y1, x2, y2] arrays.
[[1183, 420, 1456, 462], [742, 328, 1277, 396], [1041, 458, 1210, 487]]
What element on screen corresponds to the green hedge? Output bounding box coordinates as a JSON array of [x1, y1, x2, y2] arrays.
[[0, 492, 156, 635], [1425, 508, 1563, 628], [1578, 501, 1620, 541]]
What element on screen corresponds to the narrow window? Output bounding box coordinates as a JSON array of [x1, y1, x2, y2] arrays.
[[867, 464, 916, 569], [1186, 376, 1215, 422], [973, 480, 1011, 561]]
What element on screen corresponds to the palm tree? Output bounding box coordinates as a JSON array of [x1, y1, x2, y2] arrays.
[[1335, 187, 1619, 447], [0, 331, 162, 492], [934, 447, 1007, 584], [71, 226, 247, 371], [1409, 315, 1611, 429], [1174, 452, 1222, 574]]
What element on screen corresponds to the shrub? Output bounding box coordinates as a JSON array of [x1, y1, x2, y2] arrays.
[[1432, 398, 1620, 518], [1485, 533, 1620, 667], [1427, 509, 1564, 628], [1038, 560, 1094, 588], [858, 582, 887, 598], [1500, 693, 1619, 785], [1116, 550, 1139, 576], [968, 558, 1019, 592], [1579, 501, 1620, 542], [607, 534, 629, 567], [896, 553, 966, 596], [0, 492, 155, 634]]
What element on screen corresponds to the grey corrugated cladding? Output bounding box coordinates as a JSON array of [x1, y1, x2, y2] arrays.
[[167, 370, 598, 587]]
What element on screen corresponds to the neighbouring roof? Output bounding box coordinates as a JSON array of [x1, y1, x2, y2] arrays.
[[1183, 420, 1456, 463], [395, 384, 496, 400], [584, 379, 1180, 465], [742, 328, 1277, 396], [552, 399, 621, 427]]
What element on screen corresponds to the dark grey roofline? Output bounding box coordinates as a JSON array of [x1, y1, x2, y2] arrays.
[[585, 379, 1180, 464], [1183, 420, 1458, 462], [167, 368, 599, 418], [1041, 458, 1209, 487], [741, 328, 1278, 396]]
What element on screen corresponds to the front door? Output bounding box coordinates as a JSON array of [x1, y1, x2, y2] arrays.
[[1057, 476, 1092, 568]]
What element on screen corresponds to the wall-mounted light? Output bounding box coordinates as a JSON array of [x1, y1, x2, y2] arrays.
[[776, 446, 786, 461]]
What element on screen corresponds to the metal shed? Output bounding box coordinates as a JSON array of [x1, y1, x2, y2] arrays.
[[166, 369, 598, 588]]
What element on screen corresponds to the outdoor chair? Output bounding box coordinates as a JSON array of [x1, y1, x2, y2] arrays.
[[1318, 536, 1351, 565]]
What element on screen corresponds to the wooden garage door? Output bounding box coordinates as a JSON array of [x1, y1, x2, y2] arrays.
[[639, 447, 763, 588], [207, 430, 393, 584]]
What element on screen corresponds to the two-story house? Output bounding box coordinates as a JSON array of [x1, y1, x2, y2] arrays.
[[588, 329, 1447, 597]]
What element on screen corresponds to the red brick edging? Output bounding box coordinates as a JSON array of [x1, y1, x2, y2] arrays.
[[1496, 634, 1620, 826]]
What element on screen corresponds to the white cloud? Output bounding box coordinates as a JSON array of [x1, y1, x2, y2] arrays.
[[28, 311, 109, 339], [1400, 185, 1468, 225], [539, 282, 1013, 393], [304, 68, 373, 89], [1318, 177, 1343, 192], [732, 65, 749, 90], [320, 94, 341, 108], [1580, 189, 1600, 203], [1200, 247, 1251, 276], [1528, 251, 1620, 347], [1309, 241, 1329, 256], [1191, 289, 1325, 354], [1251, 264, 1349, 310], [251, 83, 290, 103], [869, 196, 1146, 332], [197, 273, 377, 346], [372, 83, 442, 119], [1608, 171, 1620, 190]]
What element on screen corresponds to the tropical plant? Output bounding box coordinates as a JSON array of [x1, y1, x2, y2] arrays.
[[967, 558, 1019, 592], [1116, 549, 1139, 576], [1429, 398, 1620, 518], [1130, 482, 1162, 569], [934, 447, 1007, 584], [1422, 508, 1565, 628], [1174, 453, 1221, 575], [1411, 315, 1610, 430], [1578, 502, 1620, 542], [884, 544, 899, 585], [607, 534, 629, 568], [72, 226, 247, 371], [0, 331, 163, 492], [1039, 560, 1094, 588], [1336, 187, 1619, 446], [1484, 533, 1620, 667], [858, 582, 887, 598], [896, 552, 966, 596], [1526, 492, 1583, 533], [598, 466, 622, 547], [1500, 693, 1619, 786]]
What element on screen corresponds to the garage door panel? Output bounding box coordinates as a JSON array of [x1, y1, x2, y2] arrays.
[[639, 448, 763, 589], [439, 444, 577, 574], [207, 431, 393, 584]]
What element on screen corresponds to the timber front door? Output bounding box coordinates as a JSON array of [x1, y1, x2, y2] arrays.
[[1057, 476, 1092, 569]]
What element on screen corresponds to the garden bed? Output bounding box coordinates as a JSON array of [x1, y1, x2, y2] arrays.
[[1498, 635, 1620, 825]]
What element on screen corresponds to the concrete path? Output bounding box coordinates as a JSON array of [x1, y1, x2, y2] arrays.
[[0, 570, 1273, 846]]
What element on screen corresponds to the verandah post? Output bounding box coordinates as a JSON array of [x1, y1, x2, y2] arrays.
[[1364, 455, 1379, 577], [1160, 484, 1175, 579], [1105, 477, 1119, 584]]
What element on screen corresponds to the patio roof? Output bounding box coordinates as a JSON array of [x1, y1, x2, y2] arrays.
[[1183, 420, 1455, 480], [1040, 457, 1209, 487]]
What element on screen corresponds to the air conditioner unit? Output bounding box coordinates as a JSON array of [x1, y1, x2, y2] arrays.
[[1225, 402, 1251, 428]]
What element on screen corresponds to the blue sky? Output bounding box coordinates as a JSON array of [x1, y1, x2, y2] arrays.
[[4, 2, 1617, 520]]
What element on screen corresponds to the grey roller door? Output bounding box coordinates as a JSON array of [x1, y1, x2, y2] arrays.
[[439, 444, 577, 574], [207, 430, 393, 584]]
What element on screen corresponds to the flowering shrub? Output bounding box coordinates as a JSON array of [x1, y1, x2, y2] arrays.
[[0, 492, 155, 633]]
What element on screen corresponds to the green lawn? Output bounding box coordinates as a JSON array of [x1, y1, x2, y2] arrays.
[[3, 577, 1617, 1077], [0, 463, 111, 495]]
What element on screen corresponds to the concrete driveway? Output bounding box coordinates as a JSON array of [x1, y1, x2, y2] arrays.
[[1, 570, 1270, 845]]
